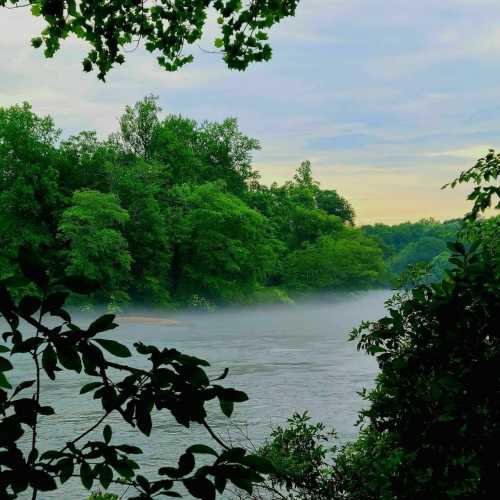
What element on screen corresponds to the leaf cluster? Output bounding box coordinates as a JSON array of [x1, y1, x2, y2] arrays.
[[1, 0, 300, 80], [0, 247, 275, 499]]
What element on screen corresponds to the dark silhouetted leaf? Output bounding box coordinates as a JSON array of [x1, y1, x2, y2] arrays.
[[55, 343, 82, 372], [99, 464, 113, 489], [64, 275, 100, 295], [29, 469, 57, 491], [0, 356, 13, 372], [42, 344, 57, 379], [88, 314, 118, 335], [0, 371, 12, 389], [94, 338, 131, 358], [80, 381, 102, 394], [187, 444, 219, 457], [80, 461, 94, 490], [19, 295, 41, 317], [103, 424, 112, 444], [184, 477, 216, 500], [219, 399, 234, 418], [135, 401, 152, 436], [18, 247, 48, 288]]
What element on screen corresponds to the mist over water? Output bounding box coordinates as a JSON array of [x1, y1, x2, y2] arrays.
[[11, 289, 391, 499]]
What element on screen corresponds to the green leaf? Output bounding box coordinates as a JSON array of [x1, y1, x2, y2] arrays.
[[63, 275, 99, 295], [178, 452, 195, 475], [217, 387, 249, 402], [39, 405, 55, 415], [44, 292, 68, 312], [229, 476, 253, 494], [184, 477, 216, 500], [136, 474, 150, 492], [99, 464, 113, 489], [0, 416, 23, 445], [187, 444, 219, 457], [94, 338, 131, 358], [80, 381, 102, 394], [58, 457, 74, 484], [31, 3, 41, 16], [135, 401, 152, 436], [12, 379, 35, 398], [18, 247, 48, 288], [42, 344, 57, 379], [214, 476, 226, 494], [0, 345, 9, 353], [214, 38, 224, 48], [0, 356, 13, 372], [0, 371, 12, 389], [19, 295, 41, 316], [220, 399, 234, 418], [115, 444, 142, 454], [55, 343, 82, 372], [31, 36, 43, 48], [29, 469, 57, 491], [88, 314, 118, 335], [103, 424, 112, 444], [240, 455, 276, 474], [80, 461, 94, 490], [111, 459, 135, 479], [218, 447, 247, 463], [40, 450, 63, 460]]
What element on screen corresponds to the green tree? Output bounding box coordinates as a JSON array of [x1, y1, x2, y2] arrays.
[[111, 95, 161, 160], [58, 131, 117, 193], [151, 114, 202, 187], [170, 182, 279, 302], [196, 118, 261, 195], [108, 161, 171, 304], [2, 0, 300, 79], [58, 190, 132, 303], [282, 231, 385, 291], [0, 103, 62, 285], [316, 189, 355, 225], [389, 236, 447, 275], [152, 114, 260, 194]]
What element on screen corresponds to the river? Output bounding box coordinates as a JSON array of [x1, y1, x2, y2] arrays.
[[10, 289, 390, 499]]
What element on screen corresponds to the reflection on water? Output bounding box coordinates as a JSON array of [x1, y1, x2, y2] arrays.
[[10, 290, 390, 499]]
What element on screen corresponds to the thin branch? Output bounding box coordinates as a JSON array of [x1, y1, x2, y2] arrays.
[[202, 420, 230, 450], [30, 290, 46, 500]]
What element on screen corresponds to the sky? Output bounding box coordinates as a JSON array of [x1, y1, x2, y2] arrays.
[[2, 0, 500, 224]]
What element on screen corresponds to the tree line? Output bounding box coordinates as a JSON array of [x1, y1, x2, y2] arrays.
[[0, 97, 459, 308]]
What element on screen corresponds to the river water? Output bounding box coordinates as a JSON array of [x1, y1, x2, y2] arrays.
[[10, 289, 390, 499]]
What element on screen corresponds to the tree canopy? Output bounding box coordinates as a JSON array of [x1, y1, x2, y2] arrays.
[[0, 0, 300, 80], [0, 97, 464, 307]]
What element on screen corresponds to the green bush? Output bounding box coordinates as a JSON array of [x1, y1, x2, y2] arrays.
[[88, 491, 119, 500], [258, 413, 336, 500]]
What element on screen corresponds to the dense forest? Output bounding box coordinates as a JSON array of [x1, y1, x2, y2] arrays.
[[0, 97, 460, 308]]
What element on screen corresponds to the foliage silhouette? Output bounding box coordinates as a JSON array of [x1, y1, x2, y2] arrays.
[[0, 248, 275, 499], [0, 0, 300, 80], [246, 153, 499, 499]]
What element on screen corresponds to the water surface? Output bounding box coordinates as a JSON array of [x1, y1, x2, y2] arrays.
[[10, 290, 390, 499]]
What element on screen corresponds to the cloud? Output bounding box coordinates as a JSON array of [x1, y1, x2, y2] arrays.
[[1, 0, 500, 223]]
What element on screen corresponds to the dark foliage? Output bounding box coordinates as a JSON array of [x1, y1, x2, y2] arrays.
[[0, 248, 275, 499], [250, 158, 499, 500], [0, 0, 300, 80]]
